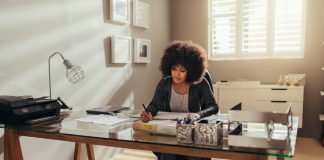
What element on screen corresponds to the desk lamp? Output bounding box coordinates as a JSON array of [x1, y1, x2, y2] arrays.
[[48, 52, 85, 99]]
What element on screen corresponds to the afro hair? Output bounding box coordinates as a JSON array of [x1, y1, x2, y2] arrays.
[[160, 40, 207, 83]]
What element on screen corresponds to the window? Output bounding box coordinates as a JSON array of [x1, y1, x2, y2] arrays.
[[209, 0, 306, 60]]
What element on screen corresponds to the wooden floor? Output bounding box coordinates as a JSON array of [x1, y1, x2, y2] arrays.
[[110, 137, 324, 160]]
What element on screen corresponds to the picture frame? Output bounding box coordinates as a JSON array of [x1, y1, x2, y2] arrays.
[[133, 0, 150, 28], [134, 38, 151, 63], [111, 36, 132, 63], [110, 0, 130, 23]]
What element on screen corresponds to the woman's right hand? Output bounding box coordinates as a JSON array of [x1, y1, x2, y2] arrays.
[[141, 111, 152, 122]]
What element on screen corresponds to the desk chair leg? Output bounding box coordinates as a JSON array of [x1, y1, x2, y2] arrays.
[[86, 144, 95, 160], [4, 129, 23, 160], [74, 142, 81, 160]]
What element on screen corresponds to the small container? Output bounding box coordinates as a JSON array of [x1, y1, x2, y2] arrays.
[[278, 75, 284, 85], [176, 120, 195, 144], [284, 77, 290, 86], [292, 77, 300, 86], [194, 120, 223, 146]]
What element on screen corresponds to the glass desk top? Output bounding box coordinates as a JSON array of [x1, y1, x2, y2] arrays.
[[1, 110, 298, 158]]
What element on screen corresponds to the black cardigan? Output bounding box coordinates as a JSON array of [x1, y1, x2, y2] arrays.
[[147, 76, 219, 118]]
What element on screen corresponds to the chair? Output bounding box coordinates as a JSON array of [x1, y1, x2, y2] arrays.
[[203, 70, 214, 94]]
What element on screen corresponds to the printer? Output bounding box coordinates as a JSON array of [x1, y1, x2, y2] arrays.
[[0, 95, 63, 125]]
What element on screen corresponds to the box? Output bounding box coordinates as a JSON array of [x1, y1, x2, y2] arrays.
[[194, 120, 223, 146], [176, 123, 195, 144]]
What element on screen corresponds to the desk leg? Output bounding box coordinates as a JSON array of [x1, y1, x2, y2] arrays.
[[256, 155, 268, 160], [4, 128, 23, 160], [74, 143, 95, 160], [4, 129, 11, 160], [74, 142, 81, 160], [321, 122, 324, 147], [86, 144, 95, 160]]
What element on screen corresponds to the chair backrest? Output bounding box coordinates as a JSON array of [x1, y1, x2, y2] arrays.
[[203, 70, 213, 94]]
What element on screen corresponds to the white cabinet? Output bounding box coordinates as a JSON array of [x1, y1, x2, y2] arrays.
[[214, 81, 304, 128]]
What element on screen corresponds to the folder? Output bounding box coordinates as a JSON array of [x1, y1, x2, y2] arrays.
[[132, 119, 177, 136]]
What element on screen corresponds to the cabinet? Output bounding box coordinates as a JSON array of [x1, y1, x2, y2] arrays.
[[214, 81, 304, 128]]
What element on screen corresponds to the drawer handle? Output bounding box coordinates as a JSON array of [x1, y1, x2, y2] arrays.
[[271, 88, 288, 90], [271, 101, 288, 103]]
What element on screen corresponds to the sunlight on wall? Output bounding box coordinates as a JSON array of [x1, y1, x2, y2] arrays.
[[0, 0, 133, 160], [0, 0, 135, 108], [0, 0, 167, 159]]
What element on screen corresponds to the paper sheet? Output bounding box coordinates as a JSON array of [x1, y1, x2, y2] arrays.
[[76, 114, 128, 126]]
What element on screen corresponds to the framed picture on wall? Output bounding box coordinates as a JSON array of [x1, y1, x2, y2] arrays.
[[110, 0, 130, 23], [111, 36, 132, 63], [133, 0, 150, 28], [134, 38, 151, 63]]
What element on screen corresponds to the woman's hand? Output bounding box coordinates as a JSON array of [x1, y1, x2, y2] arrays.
[[186, 113, 201, 121], [141, 111, 152, 123]]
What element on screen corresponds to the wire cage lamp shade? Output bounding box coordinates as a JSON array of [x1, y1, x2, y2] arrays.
[[48, 52, 85, 99], [63, 59, 85, 84]]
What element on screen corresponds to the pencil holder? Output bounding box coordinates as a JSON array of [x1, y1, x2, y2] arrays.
[[194, 120, 223, 146], [176, 122, 195, 144]]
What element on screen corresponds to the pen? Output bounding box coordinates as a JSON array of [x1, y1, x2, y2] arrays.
[[142, 104, 149, 114]]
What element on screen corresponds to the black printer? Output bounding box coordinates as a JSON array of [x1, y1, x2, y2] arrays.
[[0, 95, 62, 125]]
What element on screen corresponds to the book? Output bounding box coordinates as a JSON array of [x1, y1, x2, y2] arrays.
[[132, 119, 177, 136]]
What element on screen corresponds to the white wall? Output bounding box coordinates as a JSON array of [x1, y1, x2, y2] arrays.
[[0, 0, 170, 159]]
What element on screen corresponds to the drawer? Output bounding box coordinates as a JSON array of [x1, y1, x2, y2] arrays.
[[256, 88, 304, 101]]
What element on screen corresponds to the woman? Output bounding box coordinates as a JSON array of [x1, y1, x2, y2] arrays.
[[141, 40, 219, 160]]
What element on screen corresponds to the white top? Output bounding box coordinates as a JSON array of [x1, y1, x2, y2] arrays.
[[170, 87, 189, 112]]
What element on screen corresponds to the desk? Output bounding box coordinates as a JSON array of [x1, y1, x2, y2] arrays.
[[2, 111, 297, 160]]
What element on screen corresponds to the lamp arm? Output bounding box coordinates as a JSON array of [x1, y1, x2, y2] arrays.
[[48, 52, 66, 99]]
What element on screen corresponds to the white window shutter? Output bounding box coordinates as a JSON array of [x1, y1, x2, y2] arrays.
[[241, 0, 268, 55], [210, 0, 306, 60], [274, 0, 304, 56], [211, 0, 237, 56]]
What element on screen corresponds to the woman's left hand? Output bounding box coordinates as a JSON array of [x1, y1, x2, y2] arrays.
[[186, 113, 201, 120]]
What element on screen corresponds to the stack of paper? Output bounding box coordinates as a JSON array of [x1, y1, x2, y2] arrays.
[[76, 114, 128, 126]]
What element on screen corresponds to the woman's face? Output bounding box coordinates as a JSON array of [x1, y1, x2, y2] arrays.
[[171, 65, 187, 84]]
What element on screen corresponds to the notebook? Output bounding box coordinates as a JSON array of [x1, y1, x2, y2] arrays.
[[86, 106, 129, 115]]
